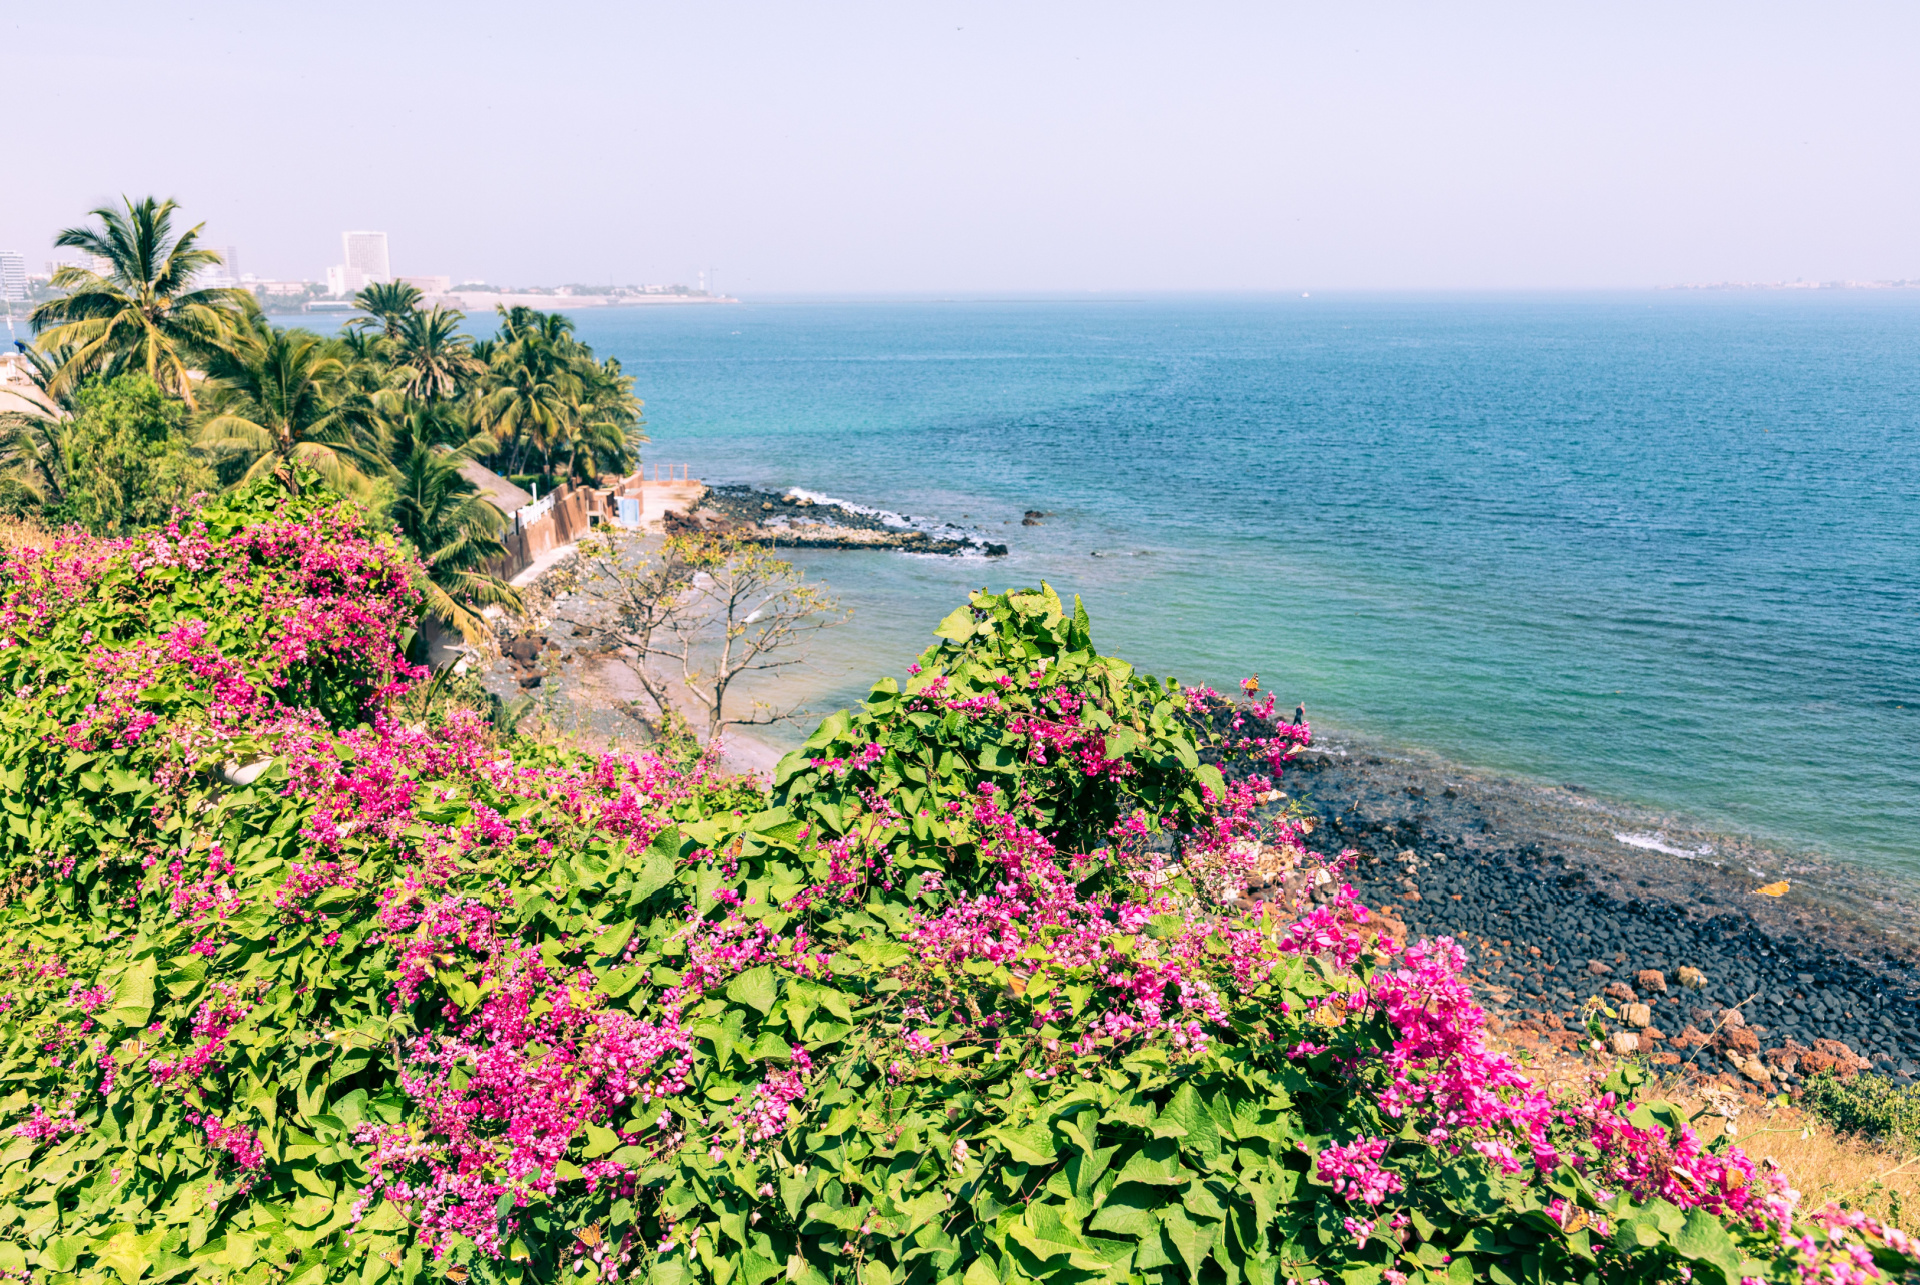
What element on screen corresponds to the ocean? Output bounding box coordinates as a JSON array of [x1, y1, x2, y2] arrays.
[[547, 294, 1918, 890]]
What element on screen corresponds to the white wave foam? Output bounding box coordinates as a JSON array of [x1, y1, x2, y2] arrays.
[[783, 487, 915, 528], [782, 487, 987, 546], [1613, 830, 1715, 859]]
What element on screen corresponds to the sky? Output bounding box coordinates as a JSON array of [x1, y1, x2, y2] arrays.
[[6, 2, 1919, 293]]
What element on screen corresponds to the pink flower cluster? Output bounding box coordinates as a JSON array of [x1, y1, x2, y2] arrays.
[[8, 1105, 86, 1140], [1313, 1135, 1406, 1206], [735, 1049, 814, 1141], [149, 984, 256, 1086], [191, 1110, 266, 1180]]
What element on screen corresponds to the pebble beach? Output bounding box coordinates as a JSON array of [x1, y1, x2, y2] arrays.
[[1275, 734, 1920, 1090]]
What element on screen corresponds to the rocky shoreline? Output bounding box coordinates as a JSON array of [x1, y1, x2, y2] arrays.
[[1267, 733, 1920, 1091], [677, 484, 1009, 557]]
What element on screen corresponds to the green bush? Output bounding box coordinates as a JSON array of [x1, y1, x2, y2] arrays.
[[0, 483, 1913, 1285], [49, 375, 217, 535], [1802, 1073, 1920, 1153]]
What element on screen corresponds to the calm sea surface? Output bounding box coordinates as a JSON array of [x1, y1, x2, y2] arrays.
[[548, 295, 1919, 881]]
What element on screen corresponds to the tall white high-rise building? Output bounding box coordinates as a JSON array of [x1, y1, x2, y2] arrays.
[[342, 231, 390, 287], [0, 252, 26, 303]]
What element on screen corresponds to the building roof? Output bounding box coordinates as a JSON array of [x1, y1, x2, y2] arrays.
[[459, 460, 532, 515]]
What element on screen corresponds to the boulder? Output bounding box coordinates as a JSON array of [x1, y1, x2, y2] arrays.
[[1610, 1032, 1640, 1055], [1635, 969, 1668, 994], [1717, 1007, 1746, 1028], [1587, 960, 1613, 976], [1676, 966, 1708, 990], [1761, 1045, 1802, 1075], [1803, 1039, 1872, 1077], [1623, 1002, 1653, 1029], [1604, 981, 1637, 1004], [1713, 1024, 1761, 1055]]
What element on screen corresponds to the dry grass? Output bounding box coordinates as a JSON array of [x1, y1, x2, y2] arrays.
[[1501, 1037, 1920, 1228], [0, 514, 51, 553]]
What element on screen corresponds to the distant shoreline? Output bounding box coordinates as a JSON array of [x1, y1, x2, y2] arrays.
[[268, 292, 738, 320]]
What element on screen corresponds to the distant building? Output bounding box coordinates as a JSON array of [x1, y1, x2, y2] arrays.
[[397, 274, 451, 296], [344, 231, 390, 286], [326, 231, 392, 297], [0, 252, 25, 303]]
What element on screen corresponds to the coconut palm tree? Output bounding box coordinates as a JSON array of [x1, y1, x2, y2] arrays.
[[195, 322, 379, 492], [0, 345, 81, 508], [478, 321, 582, 476], [383, 411, 521, 644], [0, 408, 68, 511], [350, 281, 424, 336], [565, 354, 645, 481], [390, 306, 482, 403], [28, 196, 251, 406]]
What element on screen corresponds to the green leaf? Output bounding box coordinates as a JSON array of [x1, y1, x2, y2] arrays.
[[1153, 1083, 1221, 1156], [748, 1030, 794, 1062], [989, 1123, 1058, 1166], [1113, 1138, 1187, 1186], [728, 966, 778, 1015], [103, 955, 157, 1030], [1158, 1205, 1214, 1281], [595, 920, 636, 959], [1089, 1186, 1160, 1238], [1673, 1209, 1743, 1276], [1194, 763, 1226, 801], [933, 605, 978, 642]]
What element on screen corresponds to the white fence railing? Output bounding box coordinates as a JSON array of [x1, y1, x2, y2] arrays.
[[514, 492, 556, 528]]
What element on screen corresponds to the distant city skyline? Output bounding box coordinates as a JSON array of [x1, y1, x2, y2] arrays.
[[5, 3, 1920, 291], [326, 230, 392, 296], [0, 252, 25, 303]]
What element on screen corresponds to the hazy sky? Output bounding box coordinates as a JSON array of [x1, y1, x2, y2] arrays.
[[6, 2, 1919, 292]]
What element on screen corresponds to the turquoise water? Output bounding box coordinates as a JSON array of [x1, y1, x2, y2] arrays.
[[556, 294, 1918, 878]]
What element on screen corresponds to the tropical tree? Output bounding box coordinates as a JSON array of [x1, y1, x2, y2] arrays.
[[389, 305, 482, 403], [384, 415, 522, 645], [476, 306, 644, 481], [565, 354, 644, 482], [477, 316, 582, 475], [27, 196, 251, 406], [349, 280, 423, 335], [194, 322, 378, 491], [0, 375, 213, 533]]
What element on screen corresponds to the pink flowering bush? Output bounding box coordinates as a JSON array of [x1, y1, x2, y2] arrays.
[[0, 486, 1911, 1285]]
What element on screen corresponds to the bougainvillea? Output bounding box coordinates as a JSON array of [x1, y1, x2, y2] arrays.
[[0, 480, 1912, 1285]]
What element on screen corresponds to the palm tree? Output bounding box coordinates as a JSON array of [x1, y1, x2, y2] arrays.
[[383, 412, 522, 644], [477, 320, 582, 476], [28, 196, 251, 406], [565, 354, 645, 482], [389, 306, 482, 403], [195, 322, 379, 491], [0, 408, 68, 511], [0, 346, 80, 508], [350, 281, 423, 336]]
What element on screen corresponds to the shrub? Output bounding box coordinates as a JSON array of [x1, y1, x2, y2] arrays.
[[0, 482, 1913, 1285], [51, 375, 217, 535], [1802, 1073, 1920, 1154]]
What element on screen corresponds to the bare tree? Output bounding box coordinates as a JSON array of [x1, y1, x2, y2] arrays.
[[558, 531, 845, 743], [664, 536, 847, 741], [554, 532, 698, 739]]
